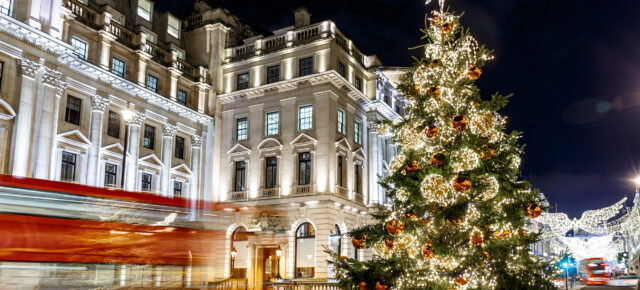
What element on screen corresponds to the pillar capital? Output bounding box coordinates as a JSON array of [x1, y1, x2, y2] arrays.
[[17, 58, 41, 78], [163, 124, 178, 137], [129, 111, 146, 126], [191, 135, 203, 148], [91, 95, 110, 112]]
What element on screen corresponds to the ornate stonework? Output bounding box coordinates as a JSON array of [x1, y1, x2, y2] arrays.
[[91, 95, 110, 112], [17, 58, 40, 78], [129, 111, 146, 126], [163, 124, 178, 137], [191, 135, 203, 147]]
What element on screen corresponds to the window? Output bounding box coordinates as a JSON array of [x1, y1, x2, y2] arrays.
[[337, 156, 343, 187], [338, 62, 345, 77], [298, 152, 311, 185], [265, 157, 277, 189], [111, 57, 125, 78], [384, 94, 390, 106], [175, 136, 185, 159], [141, 173, 152, 191], [143, 124, 155, 149], [64, 96, 82, 126], [354, 121, 362, 144], [137, 0, 151, 21], [354, 77, 362, 91], [177, 89, 188, 106], [147, 75, 158, 93], [295, 222, 316, 278], [0, 62, 4, 92], [167, 15, 180, 38], [60, 152, 77, 182], [107, 111, 120, 138], [71, 36, 88, 60], [234, 161, 246, 192], [173, 181, 182, 197], [104, 163, 117, 187], [337, 109, 345, 134], [0, 0, 10, 16], [267, 65, 280, 84], [231, 228, 249, 278], [265, 111, 279, 136], [354, 164, 360, 194], [237, 73, 249, 90], [146, 33, 156, 44], [173, 49, 184, 60], [299, 57, 313, 77], [298, 105, 313, 130], [329, 225, 341, 256], [236, 118, 248, 140]]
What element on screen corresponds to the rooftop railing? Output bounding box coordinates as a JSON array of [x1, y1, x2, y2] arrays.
[[64, 0, 99, 30], [144, 42, 169, 66], [109, 22, 136, 50]]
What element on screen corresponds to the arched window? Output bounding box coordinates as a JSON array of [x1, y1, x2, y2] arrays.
[[231, 227, 249, 278], [329, 224, 341, 256], [295, 222, 316, 278]]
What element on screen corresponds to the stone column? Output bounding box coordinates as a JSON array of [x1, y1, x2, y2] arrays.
[[189, 135, 202, 219], [168, 67, 181, 101], [34, 68, 63, 179], [195, 83, 210, 113], [98, 30, 115, 70], [160, 124, 177, 197], [202, 119, 215, 202], [367, 122, 380, 204], [86, 95, 109, 186], [12, 59, 40, 177], [124, 111, 146, 191], [135, 51, 151, 86]]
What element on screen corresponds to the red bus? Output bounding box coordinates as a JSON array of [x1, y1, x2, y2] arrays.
[[586, 257, 609, 285], [0, 175, 263, 288]]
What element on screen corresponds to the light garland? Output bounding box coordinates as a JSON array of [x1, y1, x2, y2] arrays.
[[421, 174, 451, 205], [451, 148, 480, 173]]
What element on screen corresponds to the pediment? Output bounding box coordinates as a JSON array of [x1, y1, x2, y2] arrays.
[[353, 147, 367, 160], [335, 138, 352, 151], [102, 143, 125, 155], [0, 99, 16, 120], [58, 130, 91, 148], [228, 143, 251, 156], [139, 154, 163, 167], [171, 163, 193, 176], [290, 133, 317, 146], [258, 138, 283, 150]]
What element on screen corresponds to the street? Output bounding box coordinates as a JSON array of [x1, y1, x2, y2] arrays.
[[578, 286, 635, 290]]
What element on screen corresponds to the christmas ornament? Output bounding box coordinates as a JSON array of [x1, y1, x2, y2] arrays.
[[470, 229, 484, 246], [440, 23, 453, 35], [429, 59, 442, 69], [421, 174, 450, 202], [352, 234, 367, 249], [404, 160, 422, 174], [447, 216, 465, 226], [483, 250, 491, 259], [493, 229, 511, 239], [421, 243, 435, 260], [470, 111, 496, 138], [426, 86, 441, 98], [451, 148, 480, 173], [466, 65, 482, 80], [478, 175, 499, 201], [396, 188, 410, 202], [454, 275, 468, 286], [388, 155, 406, 174], [479, 147, 495, 160], [386, 219, 405, 236], [425, 124, 439, 138], [384, 238, 394, 250], [430, 152, 446, 167], [376, 281, 388, 290], [526, 203, 542, 218], [403, 211, 419, 221], [413, 84, 422, 94], [451, 176, 471, 194], [359, 282, 367, 290], [451, 115, 468, 132]]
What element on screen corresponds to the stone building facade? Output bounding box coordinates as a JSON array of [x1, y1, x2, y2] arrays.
[[0, 0, 407, 288]]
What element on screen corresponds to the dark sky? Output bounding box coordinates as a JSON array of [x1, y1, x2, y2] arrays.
[[157, 0, 640, 218]]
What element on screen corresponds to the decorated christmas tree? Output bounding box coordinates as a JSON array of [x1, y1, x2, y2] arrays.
[[330, 5, 555, 290]]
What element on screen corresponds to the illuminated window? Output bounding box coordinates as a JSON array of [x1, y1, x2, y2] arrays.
[[295, 222, 316, 278], [104, 163, 117, 187], [234, 161, 246, 192], [329, 225, 341, 256], [177, 89, 188, 106], [174, 136, 185, 159], [64, 96, 82, 126], [60, 152, 77, 182], [0, 0, 11, 16], [137, 0, 152, 21], [143, 124, 155, 149], [354, 120, 362, 144], [111, 57, 125, 78], [337, 109, 345, 134], [298, 152, 311, 186], [299, 57, 313, 76], [265, 157, 277, 189], [71, 36, 88, 60], [267, 65, 280, 84], [265, 111, 279, 136], [107, 111, 120, 138], [167, 15, 180, 38], [173, 181, 182, 197], [147, 75, 158, 93], [141, 173, 152, 191], [298, 105, 312, 130], [236, 118, 248, 140], [237, 73, 249, 90]]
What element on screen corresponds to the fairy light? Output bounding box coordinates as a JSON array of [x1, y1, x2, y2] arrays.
[[451, 148, 480, 173]]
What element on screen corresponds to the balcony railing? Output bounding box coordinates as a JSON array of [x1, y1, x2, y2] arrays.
[[294, 26, 320, 45], [176, 58, 197, 81], [336, 186, 348, 198], [144, 42, 169, 65], [259, 188, 280, 199], [64, 0, 99, 30], [270, 281, 340, 290], [230, 191, 247, 201], [293, 185, 313, 195], [208, 278, 248, 290], [109, 22, 135, 50]]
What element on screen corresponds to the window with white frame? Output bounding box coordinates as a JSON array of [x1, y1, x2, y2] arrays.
[[295, 222, 316, 278], [267, 65, 280, 84], [237, 73, 249, 90], [0, 0, 11, 16], [234, 161, 246, 192], [337, 109, 345, 134], [173, 181, 182, 197], [265, 111, 279, 136], [298, 105, 313, 130], [60, 152, 77, 182], [167, 15, 181, 38], [265, 157, 277, 189], [141, 173, 152, 191], [137, 0, 152, 21], [177, 89, 188, 106], [104, 163, 117, 187], [71, 36, 88, 60], [354, 164, 361, 194], [147, 74, 158, 93], [354, 120, 362, 144], [299, 57, 313, 77], [111, 57, 125, 78], [338, 61, 345, 77], [236, 118, 248, 140], [174, 136, 185, 159], [298, 152, 311, 186]]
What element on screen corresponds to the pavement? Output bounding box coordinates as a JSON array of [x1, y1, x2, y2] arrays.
[[568, 286, 635, 290]]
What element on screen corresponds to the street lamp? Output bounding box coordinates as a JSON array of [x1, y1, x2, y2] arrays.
[[230, 247, 238, 278], [634, 176, 640, 194], [120, 109, 134, 188], [275, 246, 283, 280]]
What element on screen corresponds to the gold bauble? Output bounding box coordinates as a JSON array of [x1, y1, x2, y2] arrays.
[[451, 176, 472, 194], [526, 203, 542, 218], [426, 86, 441, 98], [467, 65, 482, 80], [375, 281, 388, 290], [386, 219, 405, 236], [429, 59, 442, 69], [413, 84, 422, 95], [421, 243, 435, 260], [384, 238, 394, 250], [451, 115, 468, 132], [440, 23, 453, 35], [430, 152, 446, 167], [483, 250, 491, 259], [425, 124, 439, 139], [447, 216, 465, 227], [402, 211, 419, 221], [480, 147, 495, 160], [359, 282, 367, 290], [454, 276, 468, 286], [352, 235, 367, 249], [470, 230, 484, 246], [404, 160, 422, 174], [493, 229, 511, 239]]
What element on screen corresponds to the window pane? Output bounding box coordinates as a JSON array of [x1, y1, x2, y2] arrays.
[[141, 173, 152, 191], [104, 163, 117, 186], [111, 57, 125, 78], [298, 105, 312, 130], [355, 77, 362, 91], [173, 181, 182, 197], [265, 157, 277, 189], [236, 118, 248, 140], [299, 153, 311, 185], [299, 57, 313, 77], [107, 111, 120, 138], [64, 96, 82, 126], [175, 136, 185, 159], [137, 0, 151, 21], [265, 111, 279, 136], [338, 62, 345, 77], [337, 109, 345, 134], [143, 124, 155, 149], [354, 121, 362, 144], [60, 152, 77, 182], [177, 90, 188, 106], [296, 223, 315, 278], [71, 37, 88, 60], [338, 156, 343, 187], [237, 73, 249, 90], [0, 0, 11, 16], [267, 65, 280, 84], [235, 161, 246, 192], [147, 75, 158, 92], [167, 16, 180, 38]]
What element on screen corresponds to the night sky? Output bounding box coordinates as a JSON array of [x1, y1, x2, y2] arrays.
[[158, 0, 640, 218]]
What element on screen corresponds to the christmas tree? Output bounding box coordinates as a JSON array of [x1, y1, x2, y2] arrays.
[[330, 6, 555, 290]]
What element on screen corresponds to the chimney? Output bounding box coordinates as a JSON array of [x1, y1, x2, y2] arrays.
[[293, 7, 311, 28]]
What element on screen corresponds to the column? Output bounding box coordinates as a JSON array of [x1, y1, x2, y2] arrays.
[[168, 67, 181, 100], [202, 119, 215, 201], [160, 124, 177, 197], [195, 83, 209, 113], [189, 135, 202, 219], [367, 123, 380, 204], [124, 111, 146, 191], [12, 59, 40, 177], [86, 95, 109, 186], [98, 31, 115, 70], [34, 69, 65, 179], [135, 51, 151, 86]]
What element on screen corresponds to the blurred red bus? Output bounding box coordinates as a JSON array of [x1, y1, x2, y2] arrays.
[[586, 257, 609, 285]]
